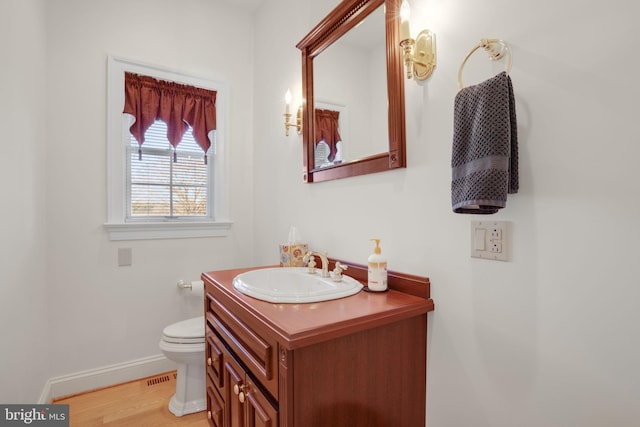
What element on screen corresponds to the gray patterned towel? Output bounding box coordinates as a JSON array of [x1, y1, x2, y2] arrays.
[[451, 71, 518, 214]]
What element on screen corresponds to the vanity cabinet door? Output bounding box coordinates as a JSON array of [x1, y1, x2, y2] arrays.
[[221, 342, 278, 427], [206, 329, 224, 388], [206, 326, 227, 427], [223, 351, 247, 427], [245, 377, 278, 427], [206, 385, 225, 427]]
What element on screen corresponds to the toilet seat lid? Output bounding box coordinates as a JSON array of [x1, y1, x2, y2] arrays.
[[162, 316, 204, 343]]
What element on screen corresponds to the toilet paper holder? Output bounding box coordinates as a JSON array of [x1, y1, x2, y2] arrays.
[[177, 279, 193, 290]]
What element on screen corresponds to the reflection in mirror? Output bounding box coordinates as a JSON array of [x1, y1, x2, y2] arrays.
[[314, 104, 345, 168], [297, 0, 406, 183], [312, 6, 386, 169]]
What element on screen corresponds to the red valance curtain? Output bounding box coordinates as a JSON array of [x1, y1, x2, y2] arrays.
[[314, 109, 341, 162], [123, 72, 217, 163]]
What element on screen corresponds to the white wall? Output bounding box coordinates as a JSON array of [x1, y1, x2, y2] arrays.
[[253, 0, 640, 426], [0, 0, 49, 404], [40, 0, 255, 380]]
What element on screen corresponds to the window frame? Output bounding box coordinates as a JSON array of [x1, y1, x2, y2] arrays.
[[105, 56, 232, 241]]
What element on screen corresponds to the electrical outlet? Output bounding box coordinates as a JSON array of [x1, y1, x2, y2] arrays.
[[471, 221, 509, 261], [490, 228, 502, 240]]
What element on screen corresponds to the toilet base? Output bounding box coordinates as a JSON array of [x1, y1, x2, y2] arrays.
[[168, 393, 206, 417], [167, 353, 206, 417]]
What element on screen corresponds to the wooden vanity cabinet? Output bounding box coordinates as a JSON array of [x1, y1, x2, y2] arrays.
[[205, 297, 278, 427], [203, 263, 434, 427]]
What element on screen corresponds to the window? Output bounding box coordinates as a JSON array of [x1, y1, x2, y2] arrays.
[[128, 120, 210, 218], [106, 57, 231, 240]]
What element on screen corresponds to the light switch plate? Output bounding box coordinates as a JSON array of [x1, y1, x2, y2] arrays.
[[118, 247, 132, 267], [470, 221, 509, 261]]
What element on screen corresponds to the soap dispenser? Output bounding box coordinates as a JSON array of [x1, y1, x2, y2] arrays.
[[367, 239, 388, 292]]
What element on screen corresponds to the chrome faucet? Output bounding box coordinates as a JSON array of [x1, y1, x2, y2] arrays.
[[303, 251, 329, 278]]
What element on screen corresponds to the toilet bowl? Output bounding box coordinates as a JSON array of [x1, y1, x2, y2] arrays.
[[159, 316, 206, 416]]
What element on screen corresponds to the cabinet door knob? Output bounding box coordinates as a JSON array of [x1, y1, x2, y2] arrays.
[[207, 357, 212, 366], [234, 383, 248, 403], [207, 410, 212, 420]]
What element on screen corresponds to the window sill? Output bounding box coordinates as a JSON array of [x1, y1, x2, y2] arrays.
[[104, 221, 232, 241]]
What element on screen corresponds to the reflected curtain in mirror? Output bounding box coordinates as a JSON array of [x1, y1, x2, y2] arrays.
[[315, 109, 342, 162]]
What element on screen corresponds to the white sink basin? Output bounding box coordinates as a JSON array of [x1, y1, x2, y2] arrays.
[[232, 267, 363, 303]]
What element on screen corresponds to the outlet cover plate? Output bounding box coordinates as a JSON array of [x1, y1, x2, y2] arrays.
[[118, 247, 132, 267], [471, 221, 509, 261]]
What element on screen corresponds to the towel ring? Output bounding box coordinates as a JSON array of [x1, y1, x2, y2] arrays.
[[457, 39, 512, 89]]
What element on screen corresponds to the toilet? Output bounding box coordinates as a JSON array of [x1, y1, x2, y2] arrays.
[[159, 316, 206, 416]]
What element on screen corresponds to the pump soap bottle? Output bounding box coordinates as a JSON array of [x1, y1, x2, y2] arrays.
[[367, 239, 388, 292]]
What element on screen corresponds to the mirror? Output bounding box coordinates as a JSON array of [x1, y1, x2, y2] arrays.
[[297, 0, 406, 183]]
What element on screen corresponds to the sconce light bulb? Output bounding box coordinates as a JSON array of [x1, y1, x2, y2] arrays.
[[400, 0, 411, 41], [400, 0, 410, 21], [285, 89, 292, 115]]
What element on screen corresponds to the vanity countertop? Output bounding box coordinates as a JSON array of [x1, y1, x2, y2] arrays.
[[202, 265, 434, 349]]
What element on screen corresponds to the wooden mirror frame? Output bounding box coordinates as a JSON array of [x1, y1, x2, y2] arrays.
[[296, 0, 406, 183]]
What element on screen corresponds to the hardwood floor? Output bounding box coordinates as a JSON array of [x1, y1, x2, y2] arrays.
[[52, 371, 209, 426]]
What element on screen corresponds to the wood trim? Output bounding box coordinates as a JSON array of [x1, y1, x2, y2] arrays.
[[386, 0, 407, 168], [309, 153, 389, 182], [296, 0, 382, 57]]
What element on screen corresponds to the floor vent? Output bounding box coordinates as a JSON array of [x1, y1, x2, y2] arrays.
[[147, 374, 171, 387]]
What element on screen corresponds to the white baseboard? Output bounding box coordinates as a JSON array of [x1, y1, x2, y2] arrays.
[[39, 354, 176, 403]]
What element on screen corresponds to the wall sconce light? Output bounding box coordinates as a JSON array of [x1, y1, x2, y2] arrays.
[[399, 0, 436, 81], [284, 89, 302, 136]]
